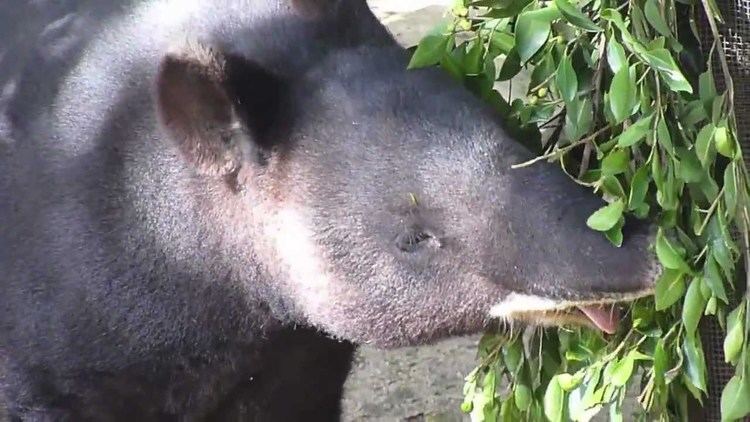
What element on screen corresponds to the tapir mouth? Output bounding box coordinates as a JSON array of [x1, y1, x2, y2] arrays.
[[489, 289, 654, 334], [519, 304, 621, 334]]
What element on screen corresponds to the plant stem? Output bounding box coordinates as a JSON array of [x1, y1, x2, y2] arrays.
[[695, 187, 725, 236], [511, 125, 612, 169], [701, 0, 735, 116]]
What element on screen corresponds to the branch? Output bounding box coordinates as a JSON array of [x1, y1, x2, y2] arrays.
[[511, 125, 612, 169]]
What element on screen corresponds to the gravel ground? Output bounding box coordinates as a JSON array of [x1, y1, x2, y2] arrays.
[[341, 337, 478, 422]]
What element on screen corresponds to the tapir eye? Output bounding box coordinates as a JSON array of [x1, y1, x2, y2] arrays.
[[396, 227, 440, 253]]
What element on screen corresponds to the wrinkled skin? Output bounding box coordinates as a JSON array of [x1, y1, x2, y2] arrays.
[[0, 0, 658, 420]]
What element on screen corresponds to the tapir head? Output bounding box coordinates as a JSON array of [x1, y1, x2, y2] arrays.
[[154, 0, 659, 347]]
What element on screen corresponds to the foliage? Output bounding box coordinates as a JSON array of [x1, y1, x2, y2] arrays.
[[409, 0, 750, 419]]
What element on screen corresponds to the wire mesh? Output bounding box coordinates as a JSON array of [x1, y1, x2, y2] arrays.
[[695, 0, 750, 419]]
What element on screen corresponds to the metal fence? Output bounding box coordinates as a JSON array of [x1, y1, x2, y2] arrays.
[[696, 0, 750, 419]]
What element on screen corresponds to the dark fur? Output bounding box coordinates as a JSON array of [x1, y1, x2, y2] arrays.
[[0, 0, 657, 420]]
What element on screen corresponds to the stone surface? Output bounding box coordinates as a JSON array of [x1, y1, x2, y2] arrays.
[[341, 336, 477, 421]]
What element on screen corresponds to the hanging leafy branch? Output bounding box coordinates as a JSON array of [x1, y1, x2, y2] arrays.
[[409, 0, 750, 420]]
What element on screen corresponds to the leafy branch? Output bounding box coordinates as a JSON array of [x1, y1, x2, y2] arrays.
[[409, 0, 750, 420]]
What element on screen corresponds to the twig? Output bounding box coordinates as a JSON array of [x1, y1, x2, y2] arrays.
[[511, 125, 612, 169], [529, 72, 558, 95], [636, 67, 652, 85], [539, 110, 565, 129], [578, 36, 608, 178], [591, 35, 608, 118], [579, 142, 595, 178], [701, 0, 735, 116], [542, 113, 566, 148], [695, 187, 725, 236]]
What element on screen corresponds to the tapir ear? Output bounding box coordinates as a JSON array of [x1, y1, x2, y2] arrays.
[[155, 44, 283, 176]]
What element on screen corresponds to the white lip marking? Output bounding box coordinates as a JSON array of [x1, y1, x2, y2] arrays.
[[489, 289, 656, 319], [489, 293, 558, 318]]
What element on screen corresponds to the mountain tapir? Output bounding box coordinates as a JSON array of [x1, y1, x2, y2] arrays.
[[0, 0, 660, 420]]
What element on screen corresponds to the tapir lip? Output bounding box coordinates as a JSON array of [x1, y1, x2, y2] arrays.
[[489, 287, 654, 334]]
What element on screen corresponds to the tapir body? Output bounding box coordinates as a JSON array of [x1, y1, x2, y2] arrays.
[[0, 0, 658, 420]]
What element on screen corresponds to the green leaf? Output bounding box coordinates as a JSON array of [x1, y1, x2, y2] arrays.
[[515, 11, 552, 62], [489, 31, 516, 55], [655, 230, 691, 272], [711, 93, 726, 124], [439, 52, 464, 81], [483, 368, 497, 402], [705, 295, 718, 315], [544, 376, 565, 422], [617, 113, 654, 147], [655, 268, 686, 310], [556, 53, 578, 105], [699, 70, 717, 114], [712, 243, 734, 288], [628, 165, 650, 210], [568, 383, 603, 421], [408, 34, 451, 69], [600, 8, 627, 30], [644, 0, 673, 38], [682, 337, 707, 393], [723, 303, 744, 364], [714, 124, 736, 158], [721, 375, 750, 421], [530, 52, 556, 92], [514, 382, 533, 411], [607, 38, 628, 74], [581, 368, 603, 409], [564, 98, 593, 141], [634, 202, 650, 218], [609, 404, 624, 422], [557, 372, 583, 391], [498, 399, 512, 422], [656, 117, 674, 156], [604, 217, 624, 247], [601, 175, 626, 199], [653, 339, 668, 385], [498, 48, 523, 81], [695, 124, 717, 168], [601, 149, 629, 176], [682, 277, 707, 341], [724, 162, 738, 219], [703, 255, 729, 303], [609, 65, 637, 123], [478, 0, 532, 14], [503, 338, 524, 374], [631, 3, 649, 39], [642, 48, 693, 93], [610, 351, 636, 386], [586, 200, 625, 231], [464, 40, 485, 75], [682, 99, 709, 127], [554, 0, 602, 31], [677, 147, 705, 183]]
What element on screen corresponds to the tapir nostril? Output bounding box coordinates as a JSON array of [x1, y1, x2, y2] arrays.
[[395, 227, 440, 252]]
